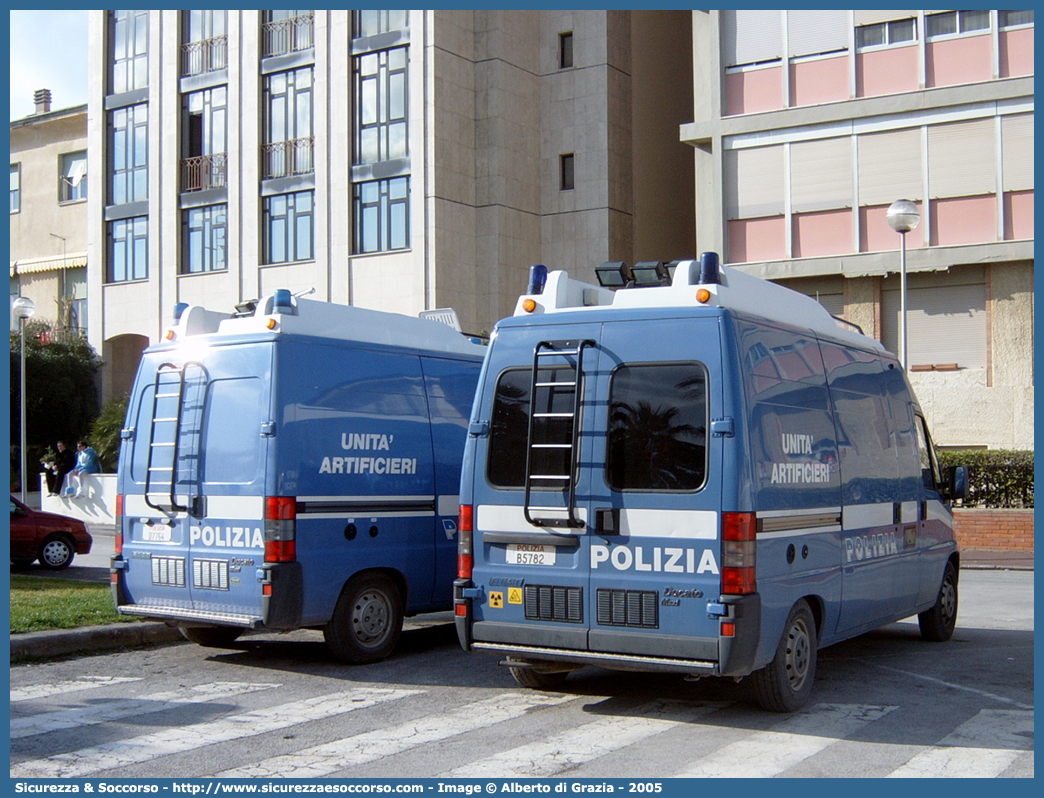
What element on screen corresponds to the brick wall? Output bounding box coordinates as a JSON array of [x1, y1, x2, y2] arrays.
[[954, 508, 1034, 551]]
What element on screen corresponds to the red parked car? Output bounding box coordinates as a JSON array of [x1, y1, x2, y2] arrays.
[[9, 495, 93, 570]]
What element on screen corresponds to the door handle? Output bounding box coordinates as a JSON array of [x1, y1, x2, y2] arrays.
[[594, 508, 619, 535]]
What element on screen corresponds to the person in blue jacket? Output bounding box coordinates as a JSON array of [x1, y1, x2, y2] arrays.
[[67, 440, 101, 499]]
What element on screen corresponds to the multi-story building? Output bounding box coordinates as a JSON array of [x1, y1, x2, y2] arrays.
[[10, 90, 89, 336], [86, 9, 695, 401], [684, 10, 1034, 449]]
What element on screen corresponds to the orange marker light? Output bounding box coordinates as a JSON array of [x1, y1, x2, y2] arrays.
[[266, 318, 278, 330], [522, 298, 537, 313], [696, 288, 711, 303], [165, 329, 176, 340]]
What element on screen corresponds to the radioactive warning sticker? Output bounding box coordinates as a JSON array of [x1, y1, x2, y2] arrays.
[[489, 591, 504, 608]]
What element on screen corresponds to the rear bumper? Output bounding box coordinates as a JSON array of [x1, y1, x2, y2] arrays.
[[111, 558, 303, 631], [455, 582, 761, 677]]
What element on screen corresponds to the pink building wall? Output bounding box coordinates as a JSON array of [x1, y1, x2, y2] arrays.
[[1004, 191, 1034, 240], [728, 216, 785, 263], [725, 65, 783, 116], [930, 195, 997, 246], [792, 209, 852, 258], [860, 203, 924, 252], [926, 35, 992, 88], [857, 45, 918, 97], [1000, 27, 1034, 78], [790, 55, 848, 107]]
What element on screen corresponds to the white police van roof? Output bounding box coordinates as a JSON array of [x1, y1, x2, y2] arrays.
[[167, 293, 484, 357], [512, 258, 884, 351]]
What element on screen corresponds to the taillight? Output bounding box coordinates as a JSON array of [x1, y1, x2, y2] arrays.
[[114, 494, 124, 554], [264, 496, 297, 563], [721, 512, 756, 595], [458, 504, 473, 579]]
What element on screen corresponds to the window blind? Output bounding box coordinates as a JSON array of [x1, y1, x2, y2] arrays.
[[881, 283, 987, 368], [791, 137, 853, 213], [928, 119, 996, 198], [858, 128, 923, 205], [726, 145, 785, 219], [722, 10, 783, 67], [1001, 113, 1034, 192]]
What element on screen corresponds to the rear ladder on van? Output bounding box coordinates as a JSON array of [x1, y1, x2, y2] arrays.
[[144, 362, 207, 513], [523, 340, 594, 528]]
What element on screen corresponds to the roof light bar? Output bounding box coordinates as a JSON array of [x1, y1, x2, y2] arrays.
[[595, 261, 631, 288]]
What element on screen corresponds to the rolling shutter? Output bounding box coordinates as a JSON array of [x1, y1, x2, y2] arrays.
[[787, 10, 850, 57], [1002, 114, 1034, 192], [881, 283, 987, 368], [854, 10, 918, 26], [726, 145, 785, 219], [791, 137, 853, 212], [858, 128, 923, 205], [722, 10, 783, 67], [928, 119, 996, 199]]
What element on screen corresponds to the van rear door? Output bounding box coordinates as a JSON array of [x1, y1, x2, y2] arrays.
[[120, 343, 272, 627], [584, 314, 724, 659]]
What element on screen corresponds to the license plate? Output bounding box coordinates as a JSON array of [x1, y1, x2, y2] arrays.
[[143, 524, 172, 542], [506, 544, 555, 566]]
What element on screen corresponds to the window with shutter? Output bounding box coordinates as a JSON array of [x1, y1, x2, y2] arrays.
[[722, 10, 783, 67], [725, 145, 785, 219], [928, 119, 995, 198], [791, 137, 852, 213], [858, 128, 922, 206], [881, 282, 987, 369]]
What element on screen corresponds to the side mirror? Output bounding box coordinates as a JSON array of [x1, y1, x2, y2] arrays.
[[946, 465, 969, 502]]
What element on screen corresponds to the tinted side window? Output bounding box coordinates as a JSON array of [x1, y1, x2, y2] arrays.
[[202, 377, 263, 484], [606, 363, 707, 492], [915, 414, 943, 494]]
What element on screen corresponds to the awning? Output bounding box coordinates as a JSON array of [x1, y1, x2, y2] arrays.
[[10, 252, 87, 276]]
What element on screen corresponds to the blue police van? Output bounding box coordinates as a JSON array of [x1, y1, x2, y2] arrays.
[[454, 253, 966, 711], [112, 290, 484, 663]]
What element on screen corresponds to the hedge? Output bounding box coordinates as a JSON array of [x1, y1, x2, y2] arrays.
[[937, 449, 1034, 509]]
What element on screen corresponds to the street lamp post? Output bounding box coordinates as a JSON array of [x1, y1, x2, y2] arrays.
[[12, 296, 36, 502], [886, 200, 921, 369]]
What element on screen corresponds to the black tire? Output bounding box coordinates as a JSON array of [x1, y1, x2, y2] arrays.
[[751, 599, 817, 712], [918, 561, 958, 642], [179, 626, 245, 648], [324, 573, 403, 664], [38, 534, 75, 570], [509, 665, 570, 691]]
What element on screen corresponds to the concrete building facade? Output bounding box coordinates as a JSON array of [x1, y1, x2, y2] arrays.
[[683, 10, 1034, 449], [10, 92, 89, 336], [86, 9, 694, 402]]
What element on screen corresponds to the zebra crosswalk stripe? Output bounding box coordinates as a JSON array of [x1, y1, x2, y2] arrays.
[[11, 682, 279, 740], [10, 687, 422, 779], [10, 676, 143, 703], [673, 703, 897, 777], [886, 709, 1034, 778], [446, 700, 728, 778], [215, 691, 575, 778]]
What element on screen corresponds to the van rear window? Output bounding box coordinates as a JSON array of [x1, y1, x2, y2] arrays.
[[607, 363, 707, 492], [487, 367, 575, 489]]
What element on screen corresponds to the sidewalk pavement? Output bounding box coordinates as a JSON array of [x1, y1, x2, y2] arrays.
[[10, 547, 1031, 663]]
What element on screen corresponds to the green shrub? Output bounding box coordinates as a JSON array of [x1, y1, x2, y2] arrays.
[[938, 449, 1034, 508], [90, 395, 130, 472]]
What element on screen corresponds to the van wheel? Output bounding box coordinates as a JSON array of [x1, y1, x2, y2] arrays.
[[918, 561, 958, 642], [509, 665, 569, 691], [324, 573, 403, 664], [38, 534, 75, 570], [179, 626, 244, 648], [751, 599, 817, 712]]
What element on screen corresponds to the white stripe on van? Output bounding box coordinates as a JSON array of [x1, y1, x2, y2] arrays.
[[477, 504, 587, 532], [620, 509, 717, 539], [123, 494, 265, 519], [842, 503, 893, 531], [297, 494, 434, 503]]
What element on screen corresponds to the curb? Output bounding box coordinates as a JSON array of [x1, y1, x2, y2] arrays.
[[11, 622, 185, 662]]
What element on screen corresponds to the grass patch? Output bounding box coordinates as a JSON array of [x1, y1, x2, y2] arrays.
[[10, 575, 139, 633]]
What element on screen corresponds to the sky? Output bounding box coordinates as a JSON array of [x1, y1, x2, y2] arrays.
[[9, 10, 89, 121]]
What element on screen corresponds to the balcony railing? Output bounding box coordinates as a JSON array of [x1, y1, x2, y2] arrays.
[[182, 34, 228, 76], [181, 153, 228, 192], [262, 12, 314, 58], [262, 138, 314, 180], [35, 327, 86, 345]]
